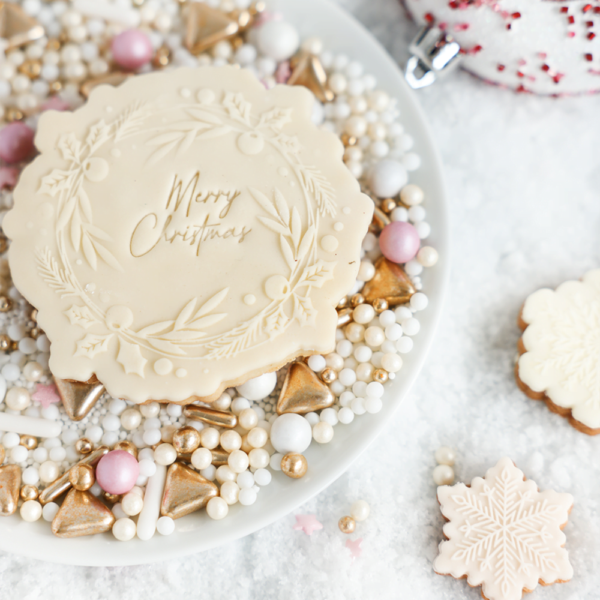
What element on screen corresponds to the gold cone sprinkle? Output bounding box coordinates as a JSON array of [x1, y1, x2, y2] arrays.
[[0, 3, 44, 50], [0, 464, 21, 516], [183, 405, 238, 429], [39, 446, 109, 505], [51, 489, 115, 538], [277, 361, 335, 415], [160, 462, 218, 519], [361, 256, 416, 307], [183, 3, 239, 55], [288, 54, 334, 103], [54, 376, 106, 422]]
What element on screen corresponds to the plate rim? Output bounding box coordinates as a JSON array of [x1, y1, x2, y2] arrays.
[[0, 0, 450, 566]]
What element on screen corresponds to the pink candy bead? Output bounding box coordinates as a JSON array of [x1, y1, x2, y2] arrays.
[[0, 122, 35, 164], [111, 29, 153, 71], [379, 221, 420, 264], [40, 97, 71, 112], [95, 450, 140, 495], [0, 166, 19, 190]]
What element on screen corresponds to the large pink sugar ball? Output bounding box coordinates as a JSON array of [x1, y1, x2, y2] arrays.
[[111, 29, 153, 71], [379, 221, 420, 264], [96, 450, 139, 495], [0, 122, 35, 164]]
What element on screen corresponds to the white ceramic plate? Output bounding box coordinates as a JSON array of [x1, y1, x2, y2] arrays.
[[0, 0, 449, 565]]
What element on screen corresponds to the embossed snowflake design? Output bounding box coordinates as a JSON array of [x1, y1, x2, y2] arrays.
[[434, 458, 573, 600], [518, 270, 600, 431]]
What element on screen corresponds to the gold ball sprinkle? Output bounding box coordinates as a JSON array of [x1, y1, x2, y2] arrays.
[[6, 108, 24, 122], [46, 38, 61, 51], [337, 296, 348, 309], [30, 308, 38, 322], [321, 367, 337, 384], [381, 198, 397, 213], [350, 293, 364, 308], [372, 298, 389, 314], [29, 327, 41, 339], [20, 484, 39, 502], [153, 45, 171, 68], [18, 59, 42, 79], [280, 453, 308, 479], [49, 81, 63, 93], [113, 440, 138, 458], [103, 491, 121, 504], [172, 426, 201, 454], [0, 335, 10, 352], [69, 464, 95, 492], [372, 368, 389, 384], [19, 434, 37, 450], [75, 437, 94, 455], [338, 516, 356, 534], [340, 132, 357, 147], [0, 296, 12, 312]]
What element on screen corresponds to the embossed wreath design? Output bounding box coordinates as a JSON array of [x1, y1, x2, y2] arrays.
[[35, 88, 339, 375]]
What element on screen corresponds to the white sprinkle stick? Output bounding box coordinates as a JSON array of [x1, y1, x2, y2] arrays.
[[72, 0, 141, 27], [0, 412, 61, 438], [137, 464, 167, 541]]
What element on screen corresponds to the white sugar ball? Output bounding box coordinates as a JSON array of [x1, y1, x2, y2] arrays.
[[102, 414, 121, 432], [248, 448, 269, 469], [216, 465, 236, 484], [415, 221, 431, 239], [108, 398, 126, 415], [20, 500, 42, 522], [435, 447, 457, 466], [381, 353, 403, 373], [49, 446, 66, 462], [6, 386, 30, 411], [351, 397, 366, 415], [417, 246, 439, 267], [112, 518, 136, 541], [220, 481, 240, 505], [353, 303, 375, 324], [237, 470, 255, 489], [228, 450, 250, 474], [391, 206, 408, 222], [312, 421, 334, 444], [120, 408, 142, 430], [235, 43, 257, 65], [212, 393, 231, 411], [11, 445, 28, 463], [191, 448, 212, 471], [304, 412, 319, 426], [400, 184, 424, 206], [357, 260, 375, 282], [257, 21, 299, 61], [121, 492, 144, 516], [378, 310, 396, 327], [253, 468, 271, 486], [206, 496, 228, 520], [402, 318, 420, 336], [32, 448, 47, 463], [140, 402, 160, 418], [269, 414, 312, 454], [39, 460, 59, 483], [236, 372, 277, 401], [395, 336, 413, 354], [238, 487, 257, 506], [143, 429, 162, 446], [247, 427, 267, 448], [154, 443, 177, 466], [308, 355, 326, 372], [157, 516, 175, 536], [200, 465, 216, 481], [138, 459, 156, 477], [22, 467, 39, 485], [350, 500, 370, 522], [368, 159, 407, 198], [220, 430, 242, 452], [42, 502, 59, 522], [338, 368, 356, 387], [231, 397, 250, 415], [364, 326, 385, 347], [354, 345, 372, 363], [270, 453, 283, 471], [385, 323, 403, 341], [200, 428, 220, 449], [433, 464, 455, 486], [410, 292, 428, 311], [85, 425, 103, 443], [320, 408, 338, 426], [338, 407, 355, 424], [366, 381, 384, 398], [2, 432, 19, 449], [405, 259, 423, 276]]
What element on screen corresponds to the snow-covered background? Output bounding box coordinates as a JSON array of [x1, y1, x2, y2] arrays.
[[2, 0, 600, 598]]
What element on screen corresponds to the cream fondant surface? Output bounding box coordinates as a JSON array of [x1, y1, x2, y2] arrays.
[[4, 66, 373, 403]]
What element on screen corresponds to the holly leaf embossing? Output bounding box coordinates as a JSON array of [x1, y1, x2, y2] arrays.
[[222, 92, 251, 125], [77, 188, 93, 222], [249, 187, 278, 218], [290, 207, 301, 249], [39, 169, 73, 197], [273, 188, 289, 224], [280, 235, 295, 270], [293, 294, 317, 327], [93, 241, 123, 272], [274, 134, 302, 155], [193, 288, 229, 320], [71, 208, 82, 251], [265, 307, 290, 338], [297, 226, 315, 261], [117, 338, 147, 377], [74, 333, 113, 358], [258, 216, 289, 237], [86, 119, 110, 152], [57, 195, 77, 231], [137, 321, 175, 337], [258, 107, 292, 131], [65, 304, 96, 329], [297, 260, 336, 288], [81, 233, 97, 270], [57, 133, 82, 163], [175, 298, 197, 331]]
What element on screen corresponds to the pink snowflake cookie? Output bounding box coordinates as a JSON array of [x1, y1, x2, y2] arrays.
[[434, 457, 573, 600]]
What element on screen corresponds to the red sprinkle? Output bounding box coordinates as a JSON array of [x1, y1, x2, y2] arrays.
[[541, 64, 550, 72], [511, 12, 521, 19], [568, 31, 576, 37], [424, 12, 434, 23], [588, 32, 596, 40], [586, 20, 594, 27], [568, 15, 575, 24], [471, 44, 482, 54], [448, 1, 458, 8], [497, 64, 505, 71], [595, 7, 600, 13], [560, 7, 569, 13], [506, 23, 511, 30], [582, 4, 592, 13], [517, 71, 524, 78], [585, 53, 593, 61]]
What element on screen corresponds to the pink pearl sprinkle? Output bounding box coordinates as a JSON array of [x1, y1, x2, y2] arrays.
[[95, 450, 139, 495], [0, 122, 35, 164], [379, 221, 420, 264], [111, 29, 153, 71], [40, 97, 71, 112], [0, 166, 19, 190]]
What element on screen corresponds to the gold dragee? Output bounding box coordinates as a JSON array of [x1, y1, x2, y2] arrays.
[[172, 426, 201, 454], [113, 439, 138, 458], [288, 53, 334, 103], [54, 376, 106, 421], [183, 405, 238, 429], [210, 448, 229, 466], [337, 307, 353, 327], [51, 489, 115, 538], [20, 484, 39, 501], [39, 446, 109, 505], [280, 453, 307, 479], [75, 437, 93, 455], [338, 516, 356, 534], [0, 464, 21, 515], [68, 464, 95, 492], [361, 256, 417, 307], [277, 361, 335, 415], [160, 462, 218, 519]]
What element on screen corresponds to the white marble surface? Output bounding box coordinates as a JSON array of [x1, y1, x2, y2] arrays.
[[2, 1, 600, 598]]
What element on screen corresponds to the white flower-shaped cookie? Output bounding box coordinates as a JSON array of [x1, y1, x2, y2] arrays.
[[517, 269, 600, 434], [434, 458, 573, 600]]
